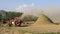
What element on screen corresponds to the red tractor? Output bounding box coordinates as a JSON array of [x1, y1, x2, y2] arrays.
[[9, 17, 22, 27]]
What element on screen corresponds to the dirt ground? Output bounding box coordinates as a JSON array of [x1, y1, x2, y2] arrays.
[[0, 27, 33, 34], [0, 25, 60, 34]]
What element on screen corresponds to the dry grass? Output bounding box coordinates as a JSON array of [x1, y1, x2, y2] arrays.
[[0, 27, 60, 34]]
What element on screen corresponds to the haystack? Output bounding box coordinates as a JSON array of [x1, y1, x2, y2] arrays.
[[30, 14, 54, 27]]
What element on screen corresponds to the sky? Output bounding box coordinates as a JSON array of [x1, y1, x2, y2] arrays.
[[0, 0, 60, 11]]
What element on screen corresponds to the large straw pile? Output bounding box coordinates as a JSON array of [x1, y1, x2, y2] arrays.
[[31, 14, 54, 27]]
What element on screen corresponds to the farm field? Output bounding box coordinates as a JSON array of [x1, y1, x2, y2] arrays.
[[0, 25, 60, 34]]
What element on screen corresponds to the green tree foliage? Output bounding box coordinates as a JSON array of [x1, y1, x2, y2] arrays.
[[0, 14, 2, 21], [6, 12, 23, 20]]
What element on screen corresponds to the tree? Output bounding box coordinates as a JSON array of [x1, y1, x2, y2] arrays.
[[0, 14, 2, 21], [6, 12, 23, 20]]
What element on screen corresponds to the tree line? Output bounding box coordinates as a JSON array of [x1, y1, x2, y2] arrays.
[[0, 10, 23, 21]]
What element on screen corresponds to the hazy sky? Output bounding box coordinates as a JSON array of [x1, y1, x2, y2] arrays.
[[0, 0, 60, 11]]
